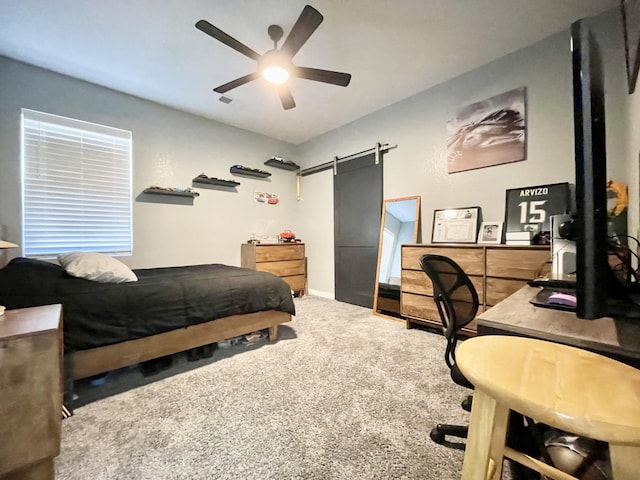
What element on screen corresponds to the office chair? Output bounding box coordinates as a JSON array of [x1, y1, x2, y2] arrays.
[[419, 254, 477, 449], [420, 254, 545, 479]]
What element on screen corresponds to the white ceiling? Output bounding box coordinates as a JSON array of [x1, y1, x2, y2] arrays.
[[0, 0, 618, 145]]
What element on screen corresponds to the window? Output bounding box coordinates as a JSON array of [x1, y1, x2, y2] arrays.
[[21, 109, 132, 257]]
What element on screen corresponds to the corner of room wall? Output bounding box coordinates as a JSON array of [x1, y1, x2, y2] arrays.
[[0, 56, 302, 269], [295, 28, 579, 297], [295, 7, 633, 299]]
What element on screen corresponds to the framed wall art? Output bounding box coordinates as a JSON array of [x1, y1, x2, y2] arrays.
[[446, 87, 526, 174], [504, 182, 570, 236], [432, 207, 481, 244]]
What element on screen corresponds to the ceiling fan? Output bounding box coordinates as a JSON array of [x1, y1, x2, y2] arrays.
[[195, 4, 351, 110]]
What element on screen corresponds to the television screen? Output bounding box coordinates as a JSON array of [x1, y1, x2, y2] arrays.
[[572, 18, 640, 320], [571, 19, 609, 319]]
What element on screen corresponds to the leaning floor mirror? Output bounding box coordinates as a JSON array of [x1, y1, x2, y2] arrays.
[[373, 196, 421, 321]]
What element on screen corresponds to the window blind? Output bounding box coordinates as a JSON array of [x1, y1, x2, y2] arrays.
[[21, 109, 133, 257]]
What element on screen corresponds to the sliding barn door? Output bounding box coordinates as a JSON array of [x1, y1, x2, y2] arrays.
[[334, 153, 383, 308]]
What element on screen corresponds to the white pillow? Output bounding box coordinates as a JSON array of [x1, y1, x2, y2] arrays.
[[58, 252, 138, 283]]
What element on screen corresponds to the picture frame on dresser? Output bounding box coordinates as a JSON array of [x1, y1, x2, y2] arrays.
[[431, 206, 481, 244], [478, 222, 503, 244]]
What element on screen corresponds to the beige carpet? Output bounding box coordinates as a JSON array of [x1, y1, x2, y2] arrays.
[[57, 295, 474, 479]]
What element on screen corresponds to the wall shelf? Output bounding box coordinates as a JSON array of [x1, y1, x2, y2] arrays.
[[264, 157, 300, 171], [143, 187, 199, 198], [230, 165, 271, 178], [192, 175, 240, 187]]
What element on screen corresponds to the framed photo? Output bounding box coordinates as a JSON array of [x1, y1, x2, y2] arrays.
[[432, 207, 481, 244], [504, 182, 570, 236], [622, 0, 640, 94], [478, 222, 503, 244]]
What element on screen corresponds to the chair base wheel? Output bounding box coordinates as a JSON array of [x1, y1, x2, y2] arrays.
[[430, 427, 445, 444], [461, 395, 473, 412], [430, 424, 468, 450]]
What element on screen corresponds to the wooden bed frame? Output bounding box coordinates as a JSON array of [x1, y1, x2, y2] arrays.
[[68, 310, 291, 380]]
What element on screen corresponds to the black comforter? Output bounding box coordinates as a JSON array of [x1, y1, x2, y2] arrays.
[[0, 258, 295, 351]]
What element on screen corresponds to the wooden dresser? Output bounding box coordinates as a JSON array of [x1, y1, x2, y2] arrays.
[[401, 244, 550, 335], [241, 243, 306, 296], [0, 304, 62, 480]]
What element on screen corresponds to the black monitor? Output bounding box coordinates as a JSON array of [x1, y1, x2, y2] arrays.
[[571, 18, 640, 320], [571, 19, 609, 319]]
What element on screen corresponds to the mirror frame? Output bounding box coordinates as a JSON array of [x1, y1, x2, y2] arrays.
[[373, 195, 421, 321]]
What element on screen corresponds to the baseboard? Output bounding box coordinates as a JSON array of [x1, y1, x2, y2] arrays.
[[307, 289, 334, 299]]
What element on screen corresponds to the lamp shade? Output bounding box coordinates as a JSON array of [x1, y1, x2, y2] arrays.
[[0, 240, 18, 249], [259, 49, 292, 85]]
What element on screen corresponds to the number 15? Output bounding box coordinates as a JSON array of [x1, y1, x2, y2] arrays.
[[518, 200, 547, 223]]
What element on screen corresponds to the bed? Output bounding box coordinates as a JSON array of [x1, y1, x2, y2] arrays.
[[0, 257, 295, 380]]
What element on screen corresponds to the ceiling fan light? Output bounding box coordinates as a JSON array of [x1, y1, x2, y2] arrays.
[[262, 65, 289, 84]]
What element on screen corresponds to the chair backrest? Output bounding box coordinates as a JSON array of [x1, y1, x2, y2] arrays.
[[419, 254, 479, 367]]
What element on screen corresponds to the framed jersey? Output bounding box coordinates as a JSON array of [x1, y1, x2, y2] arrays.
[[504, 182, 571, 236]]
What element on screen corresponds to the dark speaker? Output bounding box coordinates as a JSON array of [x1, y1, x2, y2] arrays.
[[559, 217, 576, 241]]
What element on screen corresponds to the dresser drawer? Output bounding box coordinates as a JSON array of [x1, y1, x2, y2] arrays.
[[403, 292, 479, 334], [402, 292, 440, 322], [256, 259, 305, 277], [402, 246, 484, 275], [283, 274, 306, 291], [402, 269, 484, 299], [402, 270, 432, 295], [486, 248, 550, 279], [485, 277, 530, 306], [255, 244, 305, 262]]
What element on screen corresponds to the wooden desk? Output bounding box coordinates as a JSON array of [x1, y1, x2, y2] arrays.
[[476, 285, 640, 367]]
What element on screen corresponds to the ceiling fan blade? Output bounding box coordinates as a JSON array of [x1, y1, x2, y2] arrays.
[[213, 73, 259, 94], [196, 20, 261, 61], [295, 66, 351, 87], [280, 5, 323, 58], [277, 85, 296, 110]]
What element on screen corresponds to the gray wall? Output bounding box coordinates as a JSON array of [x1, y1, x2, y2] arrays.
[[1, 9, 637, 300], [0, 57, 299, 269], [296, 10, 639, 298]]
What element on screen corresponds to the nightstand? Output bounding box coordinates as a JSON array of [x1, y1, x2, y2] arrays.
[[0, 304, 62, 480]]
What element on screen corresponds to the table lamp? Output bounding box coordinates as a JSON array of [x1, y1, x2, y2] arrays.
[[0, 241, 18, 315], [0, 240, 18, 249]]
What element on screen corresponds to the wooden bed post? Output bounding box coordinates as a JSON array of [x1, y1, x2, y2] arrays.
[[268, 325, 279, 342]]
